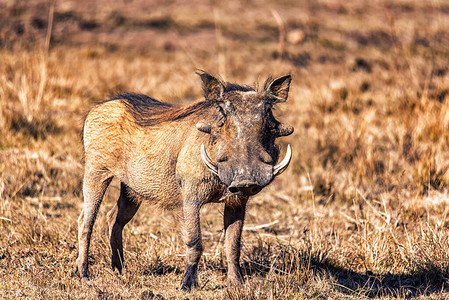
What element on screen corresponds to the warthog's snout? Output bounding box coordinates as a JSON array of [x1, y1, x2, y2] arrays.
[[228, 180, 262, 196], [201, 144, 292, 196]]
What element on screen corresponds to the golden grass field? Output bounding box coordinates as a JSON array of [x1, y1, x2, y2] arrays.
[[1, 0, 449, 298]]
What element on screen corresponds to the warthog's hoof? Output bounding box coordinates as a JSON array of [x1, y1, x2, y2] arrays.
[[180, 266, 199, 291], [111, 259, 123, 274], [180, 278, 198, 292], [226, 268, 243, 287], [74, 261, 90, 280], [227, 271, 243, 287], [74, 268, 90, 281]]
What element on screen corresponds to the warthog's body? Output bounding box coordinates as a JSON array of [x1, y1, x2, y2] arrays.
[[76, 72, 293, 290]]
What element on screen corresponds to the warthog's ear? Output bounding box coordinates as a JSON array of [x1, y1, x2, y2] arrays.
[[265, 74, 291, 103], [197, 71, 225, 101]]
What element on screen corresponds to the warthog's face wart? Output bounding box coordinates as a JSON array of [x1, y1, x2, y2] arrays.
[[197, 72, 294, 197]]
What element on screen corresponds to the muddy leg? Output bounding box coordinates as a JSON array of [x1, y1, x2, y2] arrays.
[[180, 203, 203, 291], [224, 198, 248, 285], [107, 182, 141, 273], [76, 169, 112, 280]]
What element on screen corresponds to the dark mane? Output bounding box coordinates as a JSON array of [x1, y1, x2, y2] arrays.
[[107, 81, 256, 127], [108, 92, 214, 127]]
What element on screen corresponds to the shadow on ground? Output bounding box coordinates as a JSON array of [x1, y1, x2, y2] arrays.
[[315, 258, 449, 298], [240, 242, 449, 298]]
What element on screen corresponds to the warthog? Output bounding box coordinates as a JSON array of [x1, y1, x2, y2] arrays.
[[75, 71, 293, 290]]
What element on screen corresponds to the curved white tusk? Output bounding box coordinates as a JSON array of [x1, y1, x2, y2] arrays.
[[200, 144, 219, 176], [273, 144, 292, 176]]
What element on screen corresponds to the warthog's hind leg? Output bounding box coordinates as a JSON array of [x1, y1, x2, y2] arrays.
[[76, 169, 113, 280], [107, 182, 141, 273]]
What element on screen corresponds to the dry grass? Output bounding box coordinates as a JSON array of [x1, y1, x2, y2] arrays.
[[1, 0, 449, 298]]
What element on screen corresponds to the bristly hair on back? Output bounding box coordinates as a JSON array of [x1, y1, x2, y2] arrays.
[[224, 83, 254, 93], [106, 78, 261, 127], [107, 92, 215, 127]]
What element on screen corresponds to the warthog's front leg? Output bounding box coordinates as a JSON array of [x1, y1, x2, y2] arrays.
[[180, 202, 203, 291], [224, 198, 248, 285]]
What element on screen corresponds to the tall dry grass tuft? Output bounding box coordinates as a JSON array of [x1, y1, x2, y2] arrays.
[[1, 3, 56, 141], [1, 53, 55, 139]]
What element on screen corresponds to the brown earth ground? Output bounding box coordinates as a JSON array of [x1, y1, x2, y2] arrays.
[[1, 0, 449, 298]]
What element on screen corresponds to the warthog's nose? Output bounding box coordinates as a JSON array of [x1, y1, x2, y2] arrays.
[[228, 180, 262, 196]]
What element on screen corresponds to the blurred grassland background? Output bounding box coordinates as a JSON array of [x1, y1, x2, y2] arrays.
[[1, 0, 449, 298]]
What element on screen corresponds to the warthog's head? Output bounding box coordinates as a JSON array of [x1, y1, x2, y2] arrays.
[[196, 72, 293, 197]]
